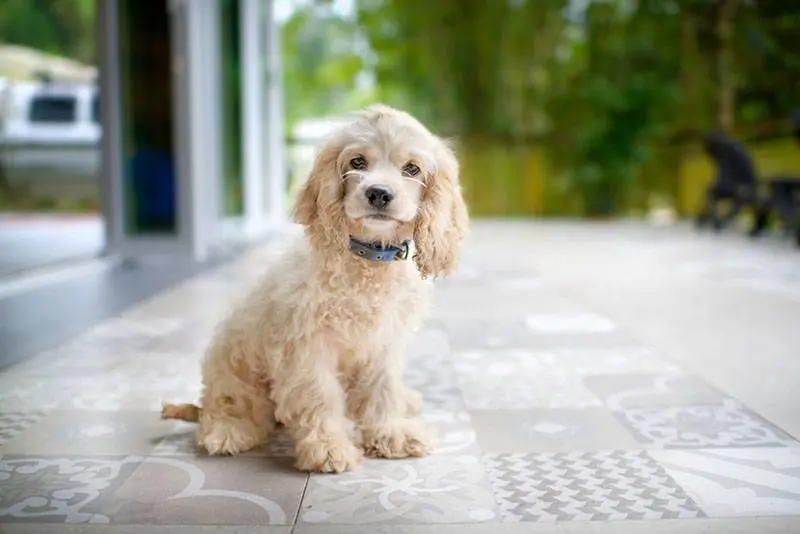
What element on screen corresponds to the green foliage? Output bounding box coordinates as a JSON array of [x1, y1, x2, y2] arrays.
[[281, 3, 369, 129], [0, 0, 96, 63]]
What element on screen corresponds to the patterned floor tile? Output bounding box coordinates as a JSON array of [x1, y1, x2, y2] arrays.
[[2, 411, 167, 456], [441, 319, 637, 351], [0, 361, 200, 413], [61, 366, 202, 412], [404, 343, 465, 412], [7, 340, 137, 378], [650, 448, 800, 517], [524, 313, 618, 334], [470, 409, 639, 453], [455, 347, 677, 376], [458, 371, 602, 410], [551, 348, 679, 375], [484, 451, 706, 522], [0, 412, 48, 447], [0, 455, 141, 523], [616, 399, 798, 449], [0, 376, 75, 411], [584, 374, 729, 410], [99, 456, 306, 525], [298, 455, 499, 524], [453, 351, 602, 409], [293, 517, 800, 534], [430, 293, 578, 320], [422, 409, 479, 456]]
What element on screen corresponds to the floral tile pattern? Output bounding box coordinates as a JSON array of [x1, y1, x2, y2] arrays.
[[298, 456, 499, 524], [616, 400, 798, 449], [0, 455, 141, 524]]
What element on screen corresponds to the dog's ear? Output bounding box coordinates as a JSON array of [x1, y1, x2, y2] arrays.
[[291, 136, 348, 249], [413, 138, 469, 279], [292, 139, 335, 226]]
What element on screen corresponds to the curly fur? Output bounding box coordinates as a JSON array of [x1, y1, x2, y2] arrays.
[[162, 104, 469, 473]]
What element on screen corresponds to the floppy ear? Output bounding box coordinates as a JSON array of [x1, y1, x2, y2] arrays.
[[291, 136, 348, 251], [413, 138, 469, 279]]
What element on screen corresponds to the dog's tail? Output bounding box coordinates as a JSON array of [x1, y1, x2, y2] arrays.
[[161, 402, 202, 422]]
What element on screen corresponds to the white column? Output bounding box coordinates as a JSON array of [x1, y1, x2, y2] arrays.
[[263, 0, 288, 226], [240, 0, 266, 235], [96, 0, 123, 257], [172, 0, 220, 261]]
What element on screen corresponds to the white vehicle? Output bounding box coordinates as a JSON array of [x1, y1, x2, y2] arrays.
[[0, 80, 101, 203]]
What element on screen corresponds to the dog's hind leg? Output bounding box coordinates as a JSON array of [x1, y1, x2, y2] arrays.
[[195, 340, 277, 456], [196, 382, 276, 456]]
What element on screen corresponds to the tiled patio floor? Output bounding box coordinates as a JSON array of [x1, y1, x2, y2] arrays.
[[1, 221, 800, 533]]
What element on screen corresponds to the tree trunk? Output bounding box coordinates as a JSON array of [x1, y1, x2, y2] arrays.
[[680, 7, 702, 133], [715, 0, 736, 133]]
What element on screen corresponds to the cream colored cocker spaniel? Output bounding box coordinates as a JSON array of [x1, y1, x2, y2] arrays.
[[162, 104, 469, 473]]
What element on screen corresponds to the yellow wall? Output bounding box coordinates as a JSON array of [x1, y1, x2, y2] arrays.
[[457, 141, 545, 216], [459, 136, 799, 218]]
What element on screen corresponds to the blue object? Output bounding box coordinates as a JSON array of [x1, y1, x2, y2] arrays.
[[127, 148, 176, 225]]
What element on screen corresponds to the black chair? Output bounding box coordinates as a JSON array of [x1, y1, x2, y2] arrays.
[[751, 112, 800, 246], [695, 132, 761, 232]]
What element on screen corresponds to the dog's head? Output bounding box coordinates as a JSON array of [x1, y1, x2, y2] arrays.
[[292, 104, 469, 279]]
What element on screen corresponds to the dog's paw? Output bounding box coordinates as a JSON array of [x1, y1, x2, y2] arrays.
[[197, 418, 264, 456], [294, 435, 363, 474], [361, 418, 435, 459]]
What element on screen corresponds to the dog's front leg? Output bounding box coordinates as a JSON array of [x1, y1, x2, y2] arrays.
[[272, 340, 362, 474], [348, 348, 435, 459]]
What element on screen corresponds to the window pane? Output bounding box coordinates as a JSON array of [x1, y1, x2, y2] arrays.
[[29, 96, 77, 124], [118, 0, 177, 235]]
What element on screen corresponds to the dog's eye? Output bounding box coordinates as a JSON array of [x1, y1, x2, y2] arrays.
[[402, 163, 421, 177], [350, 156, 368, 170]]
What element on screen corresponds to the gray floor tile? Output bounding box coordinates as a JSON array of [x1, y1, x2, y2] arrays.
[[293, 516, 800, 533], [615, 399, 798, 449], [0, 411, 48, 447], [2, 411, 168, 456], [404, 347, 465, 412], [584, 373, 730, 410], [453, 351, 603, 409], [484, 450, 705, 522], [650, 448, 800, 517], [441, 317, 638, 351], [99, 456, 307, 525], [0, 455, 142, 523], [471, 408, 640, 453], [422, 409, 479, 456], [298, 455, 499, 524], [0, 525, 292, 533]]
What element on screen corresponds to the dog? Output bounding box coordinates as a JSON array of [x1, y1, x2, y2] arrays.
[[162, 104, 469, 473]]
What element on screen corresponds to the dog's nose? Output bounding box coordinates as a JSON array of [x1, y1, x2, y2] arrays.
[[365, 185, 395, 209]]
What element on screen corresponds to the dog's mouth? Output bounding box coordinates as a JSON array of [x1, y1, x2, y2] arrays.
[[363, 214, 396, 222]]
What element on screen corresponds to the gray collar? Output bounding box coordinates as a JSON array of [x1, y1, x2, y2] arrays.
[[348, 237, 413, 263]]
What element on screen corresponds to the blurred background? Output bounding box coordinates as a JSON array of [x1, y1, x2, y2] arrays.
[[0, 0, 798, 277]]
